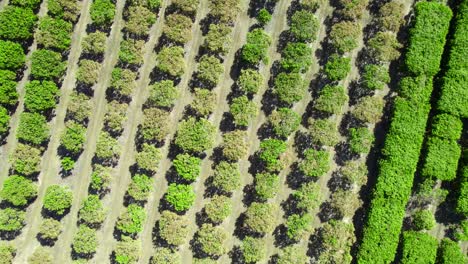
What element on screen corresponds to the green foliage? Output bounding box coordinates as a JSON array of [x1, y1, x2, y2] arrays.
[[82, 31, 107, 55], [0, 175, 37, 206], [0, 243, 15, 263], [0, 6, 37, 41], [28, 246, 53, 264], [405, 2, 452, 76], [274, 72, 305, 104], [329, 21, 360, 53], [111, 68, 137, 98], [148, 80, 179, 108], [324, 54, 351, 81], [114, 236, 140, 264], [368, 31, 402, 62], [362, 64, 390, 90], [31, 49, 65, 80], [422, 137, 461, 181], [36, 17, 72, 51], [299, 148, 330, 178], [437, 239, 467, 264], [163, 13, 192, 44], [337, 0, 368, 20], [319, 220, 355, 264], [197, 55, 224, 86], [191, 88, 215, 117], [60, 121, 86, 155], [204, 23, 232, 55], [90, 0, 115, 26], [104, 101, 128, 134], [455, 220, 468, 242], [330, 190, 362, 219], [456, 167, 467, 216], [222, 130, 248, 161], [431, 114, 463, 140], [438, 70, 468, 118], [314, 84, 348, 114], [175, 117, 215, 153], [24, 80, 59, 113], [241, 29, 271, 65], [269, 108, 300, 138], [378, 2, 405, 32], [38, 218, 61, 241], [43, 185, 73, 215], [151, 248, 180, 264], [156, 46, 185, 77], [349, 127, 374, 154], [351, 96, 384, 123], [135, 143, 161, 172], [277, 245, 308, 264], [67, 92, 91, 123], [230, 96, 257, 127], [238, 69, 263, 94], [196, 223, 227, 257], [119, 38, 144, 66], [10, 0, 40, 8], [290, 10, 318, 42], [72, 225, 97, 255], [10, 143, 41, 176], [17, 112, 49, 145], [79, 195, 106, 226], [159, 210, 190, 246], [205, 195, 231, 223], [0, 40, 25, 70], [0, 75, 18, 106], [48, 0, 80, 22], [401, 231, 438, 264], [242, 236, 266, 263], [257, 8, 271, 25], [141, 108, 169, 142], [0, 208, 25, 232], [254, 172, 279, 200], [259, 139, 287, 172], [280, 42, 312, 73], [125, 5, 156, 36], [245, 202, 278, 234], [95, 131, 120, 160], [127, 174, 153, 202], [76, 59, 101, 85], [173, 154, 201, 181], [412, 210, 435, 231], [165, 183, 195, 211], [209, 0, 240, 23], [90, 165, 112, 193], [308, 118, 340, 146], [293, 181, 320, 213], [212, 161, 241, 193], [286, 213, 312, 240], [172, 0, 199, 13], [0, 106, 9, 135], [116, 204, 146, 235]]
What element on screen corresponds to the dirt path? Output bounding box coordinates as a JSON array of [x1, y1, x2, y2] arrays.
[[0, 0, 48, 193], [0, 0, 9, 11]]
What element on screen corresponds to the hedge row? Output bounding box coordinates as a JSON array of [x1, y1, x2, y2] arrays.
[[357, 2, 453, 263], [401, 231, 438, 264], [436, 239, 467, 264]]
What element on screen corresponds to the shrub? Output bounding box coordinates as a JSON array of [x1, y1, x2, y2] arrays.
[[17, 112, 49, 145], [238, 69, 263, 94], [165, 183, 195, 211], [254, 172, 279, 200], [141, 108, 170, 142], [38, 218, 61, 241], [125, 5, 156, 36], [222, 130, 248, 161], [197, 55, 223, 86], [11, 0, 40, 8], [191, 88, 216, 117], [151, 248, 180, 264], [148, 80, 179, 108], [127, 174, 153, 202], [329, 21, 360, 53], [274, 72, 305, 105], [244, 202, 278, 234], [378, 1, 405, 32], [110, 68, 137, 98], [0, 73, 18, 106], [412, 209, 435, 231], [362, 64, 390, 90], [280, 42, 312, 73], [308, 118, 340, 146], [241, 29, 271, 65], [257, 8, 271, 25], [290, 10, 319, 42], [314, 84, 348, 114], [119, 38, 144, 65], [173, 153, 201, 181], [230, 96, 257, 127], [104, 101, 128, 134], [28, 246, 53, 264], [175, 117, 215, 153], [0, 6, 37, 40], [438, 70, 468, 118], [0, 208, 25, 232], [456, 167, 467, 216], [212, 161, 241, 193], [31, 49, 65, 80], [286, 214, 312, 240], [156, 46, 185, 77], [60, 121, 86, 154], [430, 114, 463, 140], [422, 137, 461, 181], [318, 220, 355, 264], [135, 143, 161, 172], [24, 80, 59, 113], [114, 236, 141, 264], [72, 225, 97, 256], [259, 138, 287, 172], [349, 127, 374, 154], [0, 175, 37, 206], [95, 131, 120, 160], [209, 0, 240, 23], [36, 17, 73, 51], [269, 108, 300, 138], [10, 143, 41, 176], [77, 59, 101, 85], [82, 31, 107, 55], [43, 185, 73, 215], [172, 0, 199, 13], [48, 0, 80, 22], [196, 224, 227, 257], [368, 31, 402, 62], [205, 195, 231, 223], [277, 245, 308, 264], [437, 238, 467, 264], [324, 54, 351, 81], [351, 96, 384, 123], [116, 204, 146, 235], [293, 181, 321, 213], [401, 231, 438, 264], [299, 148, 330, 178], [163, 13, 192, 44], [159, 210, 190, 246], [61, 157, 74, 171], [90, 165, 112, 193], [0, 106, 9, 135], [67, 92, 91, 123], [204, 23, 232, 55], [90, 0, 115, 26], [242, 236, 266, 263], [330, 190, 362, 219], [337, 0, 368, 20], [0, 40, 25, 70], [0, 243, 15, 263], [79, 195, 106, 226]]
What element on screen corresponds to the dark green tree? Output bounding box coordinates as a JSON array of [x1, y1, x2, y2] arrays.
[[0, 6, 37, 41], [290, 10, 319, 42], [43, 185, 73, 215], [175, 117, 215, 153], [0, 40, 25, 70], [17, 112, 49, 145], [324, 54, 351, 81], [31, 49, 65, 80], [36, 17, 73, 51], [90, 0, 115, 26], [281, 42, 312, 73], [165, 183, 195, 211], [0, 175, 37, 206], [173, 153, 201, 181], [24, 80, 59, 113], [274, 72, 305, 104]]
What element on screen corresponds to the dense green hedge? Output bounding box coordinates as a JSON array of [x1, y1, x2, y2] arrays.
[[422, 137, 461, 181], [457, 166, 467, 216], [357, 2, 452, 263], [437, 239, 466, 264], [401, 231, 438, 264]]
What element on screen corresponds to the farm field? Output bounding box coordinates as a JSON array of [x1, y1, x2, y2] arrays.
[[0, 0, 466, 263]]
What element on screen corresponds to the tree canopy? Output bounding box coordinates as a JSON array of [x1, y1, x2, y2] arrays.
[[43, 185, 73, 215], [24, 80, 59, 113], [191, 88, 216, 117], [0, 6, 37, 41], [90, 0, 115, 27], [163, 13, 192, 44], [48, 0, 80, 22], [290, 10, 319, 42], [127, 174, 153, 202], [222, 130, 248, 161], [299, 148, 330, 178], [259, 138, 287, 172], [159, 210, 190, 246], [36, 17, 73, 51], [324, 54, 351, 81], [141, 108, 170, 142], [204, 23, 232, 55], [17, 112, 49, 145], [237, 69, 263, 94], [205, 195, 232, 223], [173, 153, 201, 181], [135, 143, 161, 172], [269, 108, 300, 138], [114, 236, 141, 264], [351, 96, 384, 123], [314, 84, 348, 115], [0, 71, 19, 106], [110, 68, 137, 98], [329, 21, 361, 53], [196, 223, 228, 257], [79, 195, 106, 227], [116, 204, 146, 235], [148, 80, 179, 108], [362, 64, 390, 90], [151, 248, 180, 264], [274, 72, 305, 105], [242, 236, 266, 263], [0, 40, 25, 70], [28, 246, 53, 264], [10, 143, 42, 176], [72, 225, 97, 256], [0, 175, 37, 206], [119, 38, 145, 66], [308, 118, 340, 146], [95, 131, 120, 160], [165, 183, 195, 211], [280, 42, 312, 73], [77, 59, 101, 85], [254, 172, 280, 200], [212, 161, 241, 193], [175, 117, 215, 153], [125, 5, 156, 36], [156, 46, 185, 77], [197, 55, 224, 86], [244, 202, 278, 234], [82, 31, 107, 55], [293, 181, 321, 213], [230, 96, 257, 127], [241, 29, 271, 65], [0, 106, 9, 135], [38, 218, 61, 241], [318, 220, 355, 264], [31, 49, 65, 80], [368, 31, 402, 62], [0, 208, 25, 232]]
